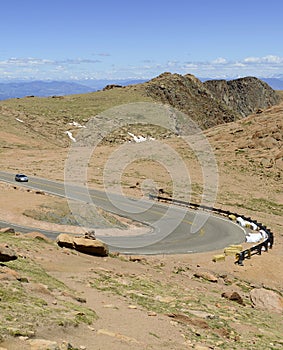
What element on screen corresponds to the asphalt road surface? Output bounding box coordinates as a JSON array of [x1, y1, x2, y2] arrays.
[[0, 171, 245, 254]]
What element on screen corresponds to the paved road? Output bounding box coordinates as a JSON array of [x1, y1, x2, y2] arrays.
[[0, 171, 245, 254]]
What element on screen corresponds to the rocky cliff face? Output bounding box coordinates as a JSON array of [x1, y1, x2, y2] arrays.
[[143, 72, 239, 130], [141, 73, 280, 130], [204, 76, 280, 117]]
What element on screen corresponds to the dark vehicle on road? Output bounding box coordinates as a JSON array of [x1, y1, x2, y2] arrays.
[[15, 174, 29, 182]]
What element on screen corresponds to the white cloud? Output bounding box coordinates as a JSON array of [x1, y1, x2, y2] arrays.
[[244, 55, 283, 64], [233, 62, 246, 67], [4, 57, 53, 66], [243, 56, 261, 63], [212, 57, 227, 64], [1, 54, 283, 81]]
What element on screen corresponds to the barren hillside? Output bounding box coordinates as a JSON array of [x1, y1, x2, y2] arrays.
[[0, 73, 280, 147]]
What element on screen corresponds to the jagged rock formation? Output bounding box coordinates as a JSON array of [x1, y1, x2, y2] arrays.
[[143, 72, 239, 130], [204, 76, 280, 117], [141, 73, 281, 130]]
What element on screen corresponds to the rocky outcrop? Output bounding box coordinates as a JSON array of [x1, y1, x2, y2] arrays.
[[144, 72, 239, 130], [141, 73, 281, 131], [0, 244, 18, 262], [103, 84, 123, 90], [204, 76, 280, 117], [56, 233, 109, 257]]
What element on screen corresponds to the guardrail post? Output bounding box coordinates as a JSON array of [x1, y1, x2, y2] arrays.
[[247, 249, 251, 259], [269, 234, 274, 249], [235, 252, 244, 266]]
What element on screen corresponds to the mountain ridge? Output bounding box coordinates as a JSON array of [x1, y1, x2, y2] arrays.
[[0, 72, 281, 147], [0, 75, 282, 101]]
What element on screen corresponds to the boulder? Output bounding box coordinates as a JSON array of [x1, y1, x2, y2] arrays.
[[250, 288, 283, 313], [56, 233, 108, 257], [0, 244, 18, 262], [222, 291, 245, 305], [56, 233, 74, 249], [193, 271, 218, 283], [73, 236, 109, 257]]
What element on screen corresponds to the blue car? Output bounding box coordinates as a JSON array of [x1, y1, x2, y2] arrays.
[[15, 174, 29, 182]]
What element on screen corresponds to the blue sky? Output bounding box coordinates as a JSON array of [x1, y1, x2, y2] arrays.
[[1, 0, 283, 81]]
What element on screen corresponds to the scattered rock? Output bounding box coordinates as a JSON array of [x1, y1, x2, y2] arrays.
[[250, 288, 283, 313], [187, 309, 215, 319], [35, 190, 45, 195], [167, 313, 209, 329], [193, 271, 218, 283], [155, 295, 176, 303], [222, 291, 245, 305], [103, 304, 117, 309], [84, 230, 96, 240], [194, 345, 212, 350], [147, 311, 157, 316], [75, 296, 87, 303], [0, 244, 18, 262], [129, 255, 147, 263]]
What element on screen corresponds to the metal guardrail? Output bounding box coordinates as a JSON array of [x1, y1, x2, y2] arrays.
[[149, 194, 274, 265]]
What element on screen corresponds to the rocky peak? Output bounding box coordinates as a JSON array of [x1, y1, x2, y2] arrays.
[[143, 72, 239, 130]]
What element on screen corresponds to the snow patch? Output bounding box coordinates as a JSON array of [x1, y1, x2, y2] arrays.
[[65, 131, 76, 142], [128, 132, 155, 143], [68, 121, 86, 128]]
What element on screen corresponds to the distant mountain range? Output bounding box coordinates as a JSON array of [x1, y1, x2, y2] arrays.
[[0, 79, 149, 100], [0, 76, 282, 101], [0, 81, 94, 100], [260, 78, 283, 90]]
